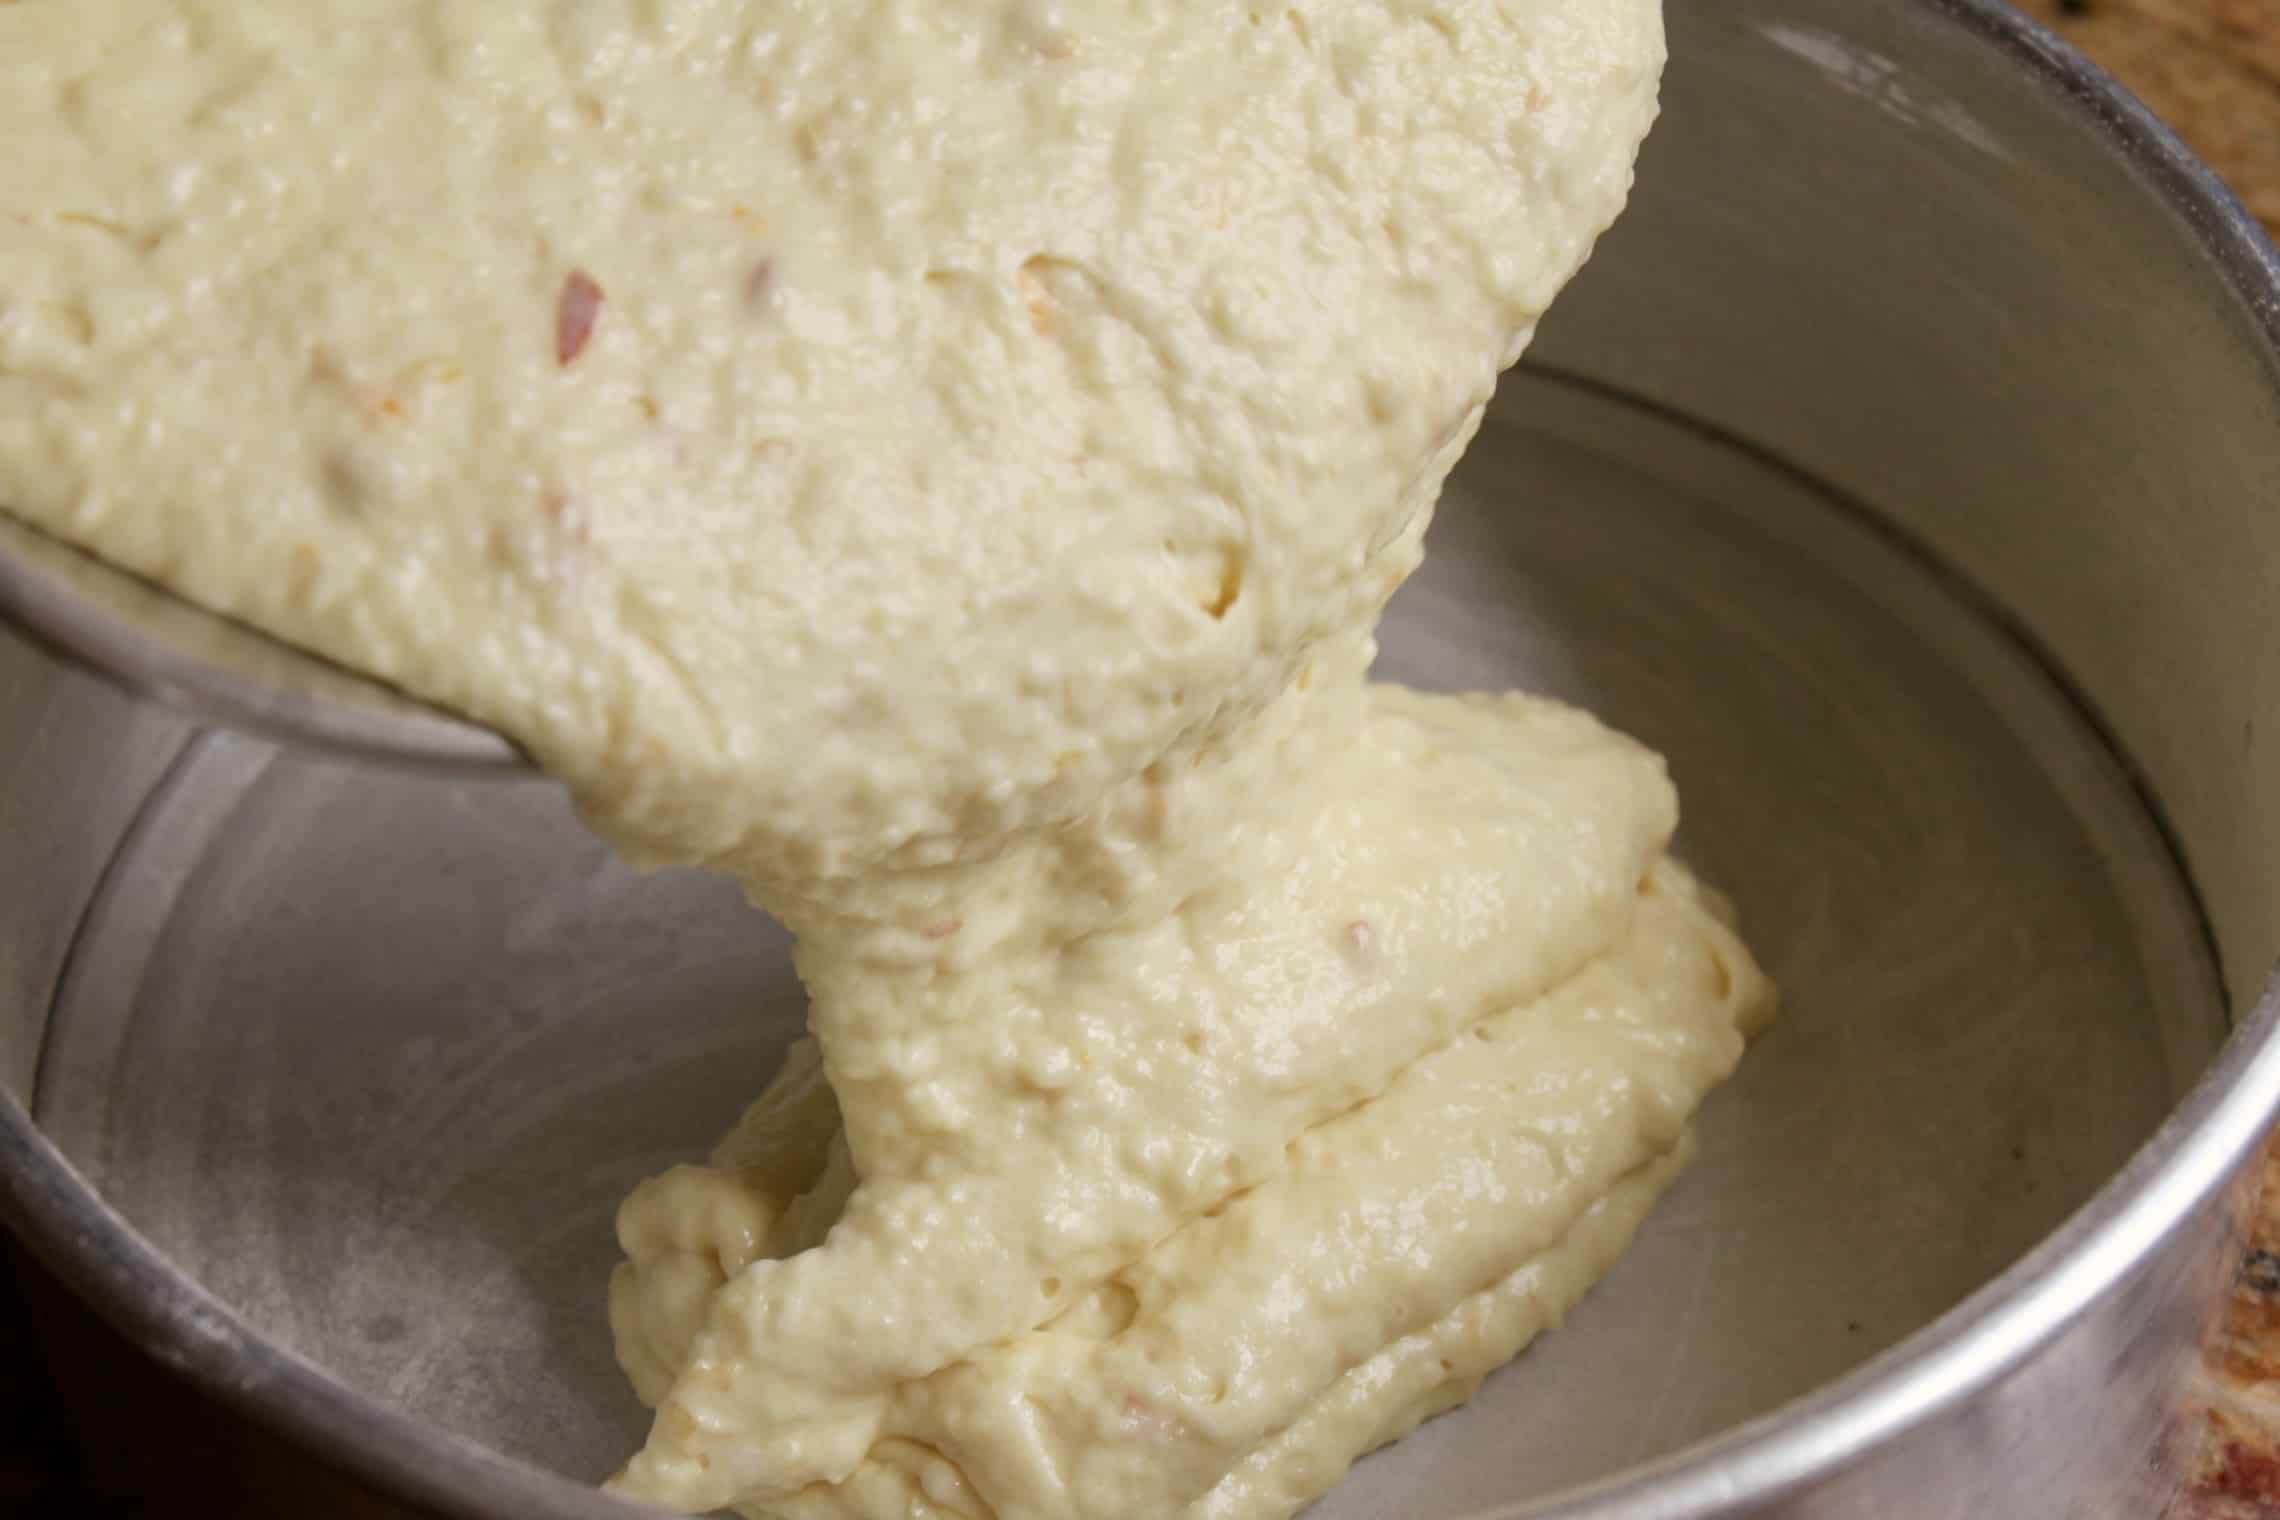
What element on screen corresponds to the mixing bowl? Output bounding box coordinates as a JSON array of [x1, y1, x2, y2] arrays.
[[5, 0, 2277, 1515]]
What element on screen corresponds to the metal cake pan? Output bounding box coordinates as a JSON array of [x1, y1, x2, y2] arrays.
[[4, 0, 2278, 1515]]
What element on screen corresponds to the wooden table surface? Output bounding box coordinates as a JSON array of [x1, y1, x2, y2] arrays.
[[6, 3, 2279, 1516]]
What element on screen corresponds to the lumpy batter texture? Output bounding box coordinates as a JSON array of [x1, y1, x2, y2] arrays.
[[0, 4, 1773, 1518]]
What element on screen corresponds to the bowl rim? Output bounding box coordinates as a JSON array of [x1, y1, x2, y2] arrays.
[[4, 3, 2279, 1518]]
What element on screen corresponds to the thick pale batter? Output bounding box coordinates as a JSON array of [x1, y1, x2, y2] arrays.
[[0, 4, 1773, 1518]]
